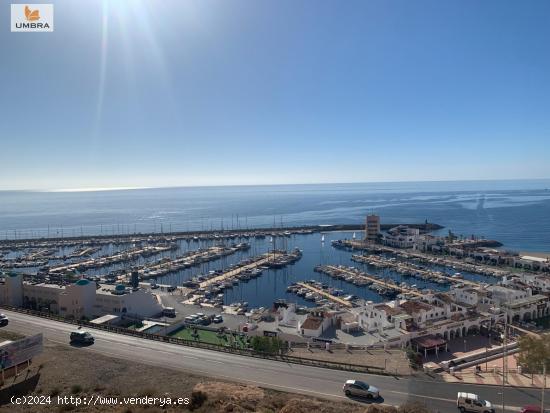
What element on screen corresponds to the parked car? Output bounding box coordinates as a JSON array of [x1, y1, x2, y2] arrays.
[[162, 307, 176, 317], [213, 315, 223, 323], [457, 392, 494, 413], [342, 380, 380, 399], [520, 406, 543, 413], [0, 314, 8, 327], [70, 330, 94, 345]]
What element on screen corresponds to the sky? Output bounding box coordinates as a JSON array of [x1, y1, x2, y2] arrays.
[[1, 0, 549, 190]]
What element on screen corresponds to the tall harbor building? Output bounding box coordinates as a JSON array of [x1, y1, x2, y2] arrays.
[[365, 214, 380, 241]]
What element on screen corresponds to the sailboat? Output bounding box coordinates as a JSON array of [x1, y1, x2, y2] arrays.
[[321, 234, 325, 242], [352, 232, 356, 239]]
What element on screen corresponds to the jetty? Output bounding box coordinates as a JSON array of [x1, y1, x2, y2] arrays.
[[137, 243, 250, 279], [296, 282, 353, 308], [199, 252, 285, 288], [351, 254, 479, 287], [323, 265, 423, 298]]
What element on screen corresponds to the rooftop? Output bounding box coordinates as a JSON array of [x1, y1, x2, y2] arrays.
[[301, 316, 324, 330], [400, 300, 433, 314]]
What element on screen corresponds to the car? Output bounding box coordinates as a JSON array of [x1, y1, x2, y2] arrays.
[[457, 392, 494, 413], [213, 315, 223, 323], [199, 316, 211, 326], [162, 307, 176, 317], [0, 314, 8, 327], [70, 330, 94, 345], [520, 406, 543, 413], [342, 380, 380, 399]]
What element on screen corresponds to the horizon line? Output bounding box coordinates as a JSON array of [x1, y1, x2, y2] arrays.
[[1, 177, 550, 193]]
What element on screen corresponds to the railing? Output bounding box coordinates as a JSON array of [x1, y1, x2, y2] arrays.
[[1, 306, 388, 375]]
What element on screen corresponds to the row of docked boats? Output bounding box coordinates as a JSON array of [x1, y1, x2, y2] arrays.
[[265, 248, 303, 268], [286, 281, 355, 308], [138, 243, 250, 279], [351, 254, 456, 285]]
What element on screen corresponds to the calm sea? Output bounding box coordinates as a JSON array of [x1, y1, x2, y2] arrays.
[[1, 179, 550, 252]]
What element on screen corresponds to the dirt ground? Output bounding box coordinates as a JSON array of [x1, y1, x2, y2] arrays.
[[288, 348, 411, 375], [0, 339, 430, 413]]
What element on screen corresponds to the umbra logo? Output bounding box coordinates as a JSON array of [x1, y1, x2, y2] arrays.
[[11, 4, 54, 32], [24, 5, 40, 21]]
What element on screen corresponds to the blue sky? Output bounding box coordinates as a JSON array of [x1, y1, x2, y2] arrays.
[[1, 0, 549, 190]]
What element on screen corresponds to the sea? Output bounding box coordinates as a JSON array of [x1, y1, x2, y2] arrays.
[[1, 179, 549, 252], [2, 180, 550, 308]]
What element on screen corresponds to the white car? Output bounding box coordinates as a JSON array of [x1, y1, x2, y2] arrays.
[[457, 392, 494, 413], [342, 380, 380, 399], [0, 314, 8, 327]]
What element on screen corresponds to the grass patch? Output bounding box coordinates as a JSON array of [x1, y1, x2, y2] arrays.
[[0, 329, 25, 341]]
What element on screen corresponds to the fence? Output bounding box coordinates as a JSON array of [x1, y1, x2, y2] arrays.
[[1, 306, 387, 374]]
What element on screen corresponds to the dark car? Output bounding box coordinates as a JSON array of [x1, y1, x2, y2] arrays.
[[70, 330, 94, 345], [0, 314, 8, 327]]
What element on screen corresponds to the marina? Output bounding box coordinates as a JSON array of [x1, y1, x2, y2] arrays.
[[350, 254, 479, 287], [0, 221, 547, 311]]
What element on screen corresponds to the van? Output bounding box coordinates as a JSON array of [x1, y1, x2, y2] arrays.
[[457, 392, 494, 413], [162, 307, 176, 317]]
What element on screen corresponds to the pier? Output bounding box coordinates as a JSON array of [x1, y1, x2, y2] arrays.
[[137, 244, 249, 279], [351, 254, 480, 287], [199, 252, 284, 288], [323, 265, 423, 298], [296, 282, 353, 308], [337, 239, 511, 278], [48, 244, 176, 274]]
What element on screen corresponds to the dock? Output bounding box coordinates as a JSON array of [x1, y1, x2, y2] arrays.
[[49, 244, 175, 274], [137, 244, 249, 279], [351, 254, 479, 287], [199, 252, 285, 288], [338, 239, 510, 278], [296, 282, 353, 308], [324, 265, 423, 297]]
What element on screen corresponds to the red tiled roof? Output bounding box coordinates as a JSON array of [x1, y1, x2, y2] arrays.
[[301, 316, 323, 330], [400, 300, 433, 314], [412, 334, 446, 349]]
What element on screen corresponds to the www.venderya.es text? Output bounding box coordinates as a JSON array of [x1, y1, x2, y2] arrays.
[[11, 395, 190, 407]]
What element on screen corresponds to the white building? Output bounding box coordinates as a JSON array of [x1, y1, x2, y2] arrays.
[[382, 225, 421, 249], [0, 273, 163, 319], [298, 310, 334, 338], [450, 284, 550, 323], [355, 294, 490, 347]]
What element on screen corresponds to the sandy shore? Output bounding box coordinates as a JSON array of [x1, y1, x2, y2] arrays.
[[520, 251, 550, 259]]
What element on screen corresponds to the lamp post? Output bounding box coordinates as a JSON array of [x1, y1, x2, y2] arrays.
[[501, 316, 508, 413], [542, 363, 546, 413]]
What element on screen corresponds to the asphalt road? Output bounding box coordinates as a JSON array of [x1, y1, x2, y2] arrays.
[[2, 310, 545, 412]]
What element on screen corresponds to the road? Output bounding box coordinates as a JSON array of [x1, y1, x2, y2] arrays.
[[2, 310, 545, 412]]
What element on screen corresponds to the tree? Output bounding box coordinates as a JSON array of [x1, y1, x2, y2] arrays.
[[250, 336, 283, 353], [517, 333, 550, 374]]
